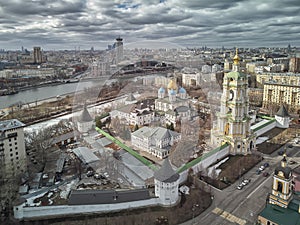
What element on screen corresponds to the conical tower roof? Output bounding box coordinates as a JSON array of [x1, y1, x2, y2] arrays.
[[154, 158, 179, 183], [125, 93, 136, 102], [78, 103, 93, 122], [276, 105, 289, 117]]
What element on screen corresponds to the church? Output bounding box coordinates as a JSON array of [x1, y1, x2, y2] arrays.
[[211, 49, 256, 155], [258, 154, 300, 225], [155, 78, 196, 127], [155, 78, 189, 112]]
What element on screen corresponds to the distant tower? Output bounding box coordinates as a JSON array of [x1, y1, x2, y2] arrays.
[[115, 36, 123, 64], [211, 49, 256, 155], [33, 46, 42, 64], [287, 43, 291, 53], [158, 87, 165, 99], [269, 154, 293, 208], [154, 158, 180, 206], [275, 105, 290, 128]]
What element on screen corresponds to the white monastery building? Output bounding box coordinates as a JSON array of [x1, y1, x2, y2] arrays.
[[131, 126, 181, 159]]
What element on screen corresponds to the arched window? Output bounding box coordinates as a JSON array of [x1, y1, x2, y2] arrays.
[[267, 221, 270, 225], [277, 182, 283, 193], [224, 123, 229, 135]]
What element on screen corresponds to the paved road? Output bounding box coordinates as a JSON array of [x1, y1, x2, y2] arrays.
[[181, 143, 299, 225]]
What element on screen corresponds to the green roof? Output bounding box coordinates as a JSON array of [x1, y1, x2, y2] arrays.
[[253, 118, 276, 132], [259, 203, 300, 225], [177, 143, 229, 173], [226, 71, 247, 79], [95, 127, 157, 170]]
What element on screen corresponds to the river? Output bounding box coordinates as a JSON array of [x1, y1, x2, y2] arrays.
[[0, 79, 109, 110]]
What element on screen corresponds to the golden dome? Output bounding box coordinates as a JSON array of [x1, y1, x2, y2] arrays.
[[233, 48, 240, 65], [167, 79, 178, 90]]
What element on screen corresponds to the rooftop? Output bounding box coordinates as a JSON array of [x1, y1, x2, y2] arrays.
[[154, 158, 179, 183], [78, 104, 93, 122], [72, 147, 99, 164], [259, 203, 300, 225], [68, 189, 150, 205], [276, 105, 290, 117], [0, 119, 25, 132]]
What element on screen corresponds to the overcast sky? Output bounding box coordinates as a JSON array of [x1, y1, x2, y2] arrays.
[[0, 0, 299, 50]]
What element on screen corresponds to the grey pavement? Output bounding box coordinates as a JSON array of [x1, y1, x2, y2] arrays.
[[180, 144, 299, 225]]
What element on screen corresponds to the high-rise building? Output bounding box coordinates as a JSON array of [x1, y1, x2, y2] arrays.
[[289, 57, 300, 73], [33, 46, 42, 64], [114, 36, 123, 64], [262, 82, 300, 113], [0, 119, 27, 177], [211, 49, 256, 155]]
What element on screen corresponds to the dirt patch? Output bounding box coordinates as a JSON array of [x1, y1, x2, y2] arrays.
[[200, 155, 262, 189], [257, 127, 287, 154]]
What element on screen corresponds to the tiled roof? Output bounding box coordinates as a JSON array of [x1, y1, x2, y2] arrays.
[[125, 93, 136, 102], [276, 105, 290, 117], [154, 158, 179, 183], [78, 104, 93, 122], [259, 203, 300, 225], [68, 189, 151, 205]]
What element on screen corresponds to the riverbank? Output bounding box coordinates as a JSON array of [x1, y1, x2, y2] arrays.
[[1, 79, 129, 126]]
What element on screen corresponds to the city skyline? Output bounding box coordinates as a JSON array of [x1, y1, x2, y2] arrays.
[[0, 0, 299, 50]]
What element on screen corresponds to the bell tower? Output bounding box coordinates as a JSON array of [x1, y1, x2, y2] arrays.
[[269, 154, 293, 208], [211, 49, 256, 154]]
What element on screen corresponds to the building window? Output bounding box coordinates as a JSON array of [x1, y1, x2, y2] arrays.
[[14, 137, 17, 141], [9, 138, 11, 142], [16, 152, 18, 155], [10, 153, 13, 157], [15, 142, 17, 146], [15, 147, 18, 150], [267, 221, 270, 225], [277, 182, 283, 193]]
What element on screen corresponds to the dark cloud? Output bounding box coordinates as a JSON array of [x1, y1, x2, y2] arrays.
[[0, 0, 299, 49]]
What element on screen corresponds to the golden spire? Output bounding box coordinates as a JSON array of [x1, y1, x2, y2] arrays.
[[233, 48, 240, 65], [281, 147, 287, 167]]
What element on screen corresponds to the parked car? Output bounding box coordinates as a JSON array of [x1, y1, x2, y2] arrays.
[[242, 179, 250, 186], [259, 165, 265, 171], [103, 172, 109, 178], [94, 173, 101, 179], [263, 162, 269, 168], [86, 170, 95, 177], [289, 160, 297, 165], [237, 184, 243, 190], [256, 169, 261, 175], [263, 172, 269, 177], [278, 150, 284, 155], [288, 144, 293, 148]]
